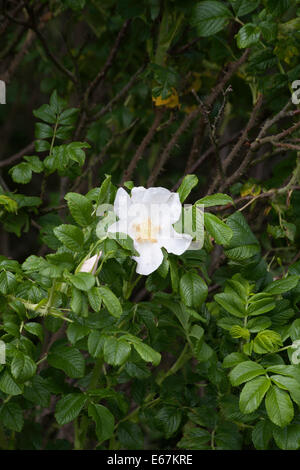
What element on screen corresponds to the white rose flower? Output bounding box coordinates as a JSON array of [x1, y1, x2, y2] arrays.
[[78, 252, 102, 274], [107, 186, 192, 275]]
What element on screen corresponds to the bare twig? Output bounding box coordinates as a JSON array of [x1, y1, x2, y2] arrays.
[[0, 141, 35, 168], [121, 108, 165, 184], [147, 49, 250, 186], [73, 21, 135, 141], [1, 29, 35, 83], [256, 100, 292, 141], [147, 107, 199, 187], [84, 19, 131, 103], [172, 131, 241, 191], [208, 93, 264, 194], [71, 118, 140, 193], [90, 63, 147, 122], [23, 4, 76, 84], [251, 117, 300, 150]]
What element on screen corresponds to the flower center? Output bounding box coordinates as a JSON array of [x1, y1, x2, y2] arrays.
[[133, 217, 160, 243]]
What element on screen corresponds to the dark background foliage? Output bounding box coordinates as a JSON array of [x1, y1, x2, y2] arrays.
[[0, 0, 300, 451]]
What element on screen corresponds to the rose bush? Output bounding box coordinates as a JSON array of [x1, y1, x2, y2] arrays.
[[1, 0, 300, 451]]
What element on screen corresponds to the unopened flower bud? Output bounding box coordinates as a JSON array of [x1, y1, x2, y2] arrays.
[[78, 252, 102, 274]]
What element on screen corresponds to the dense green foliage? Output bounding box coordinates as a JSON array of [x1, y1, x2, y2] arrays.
[[1, 0, 300, 451]]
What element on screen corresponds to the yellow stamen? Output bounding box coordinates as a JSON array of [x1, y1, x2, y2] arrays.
[[133, 217, 160, 243]]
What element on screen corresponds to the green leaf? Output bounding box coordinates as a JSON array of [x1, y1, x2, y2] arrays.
[[224, 212, 260, 261], [253, 330, 282, 354], [117, 422, 144, 450], [177, 174, 198, 203], [0, 402, 23, 432], [239, 376, 271, 414], [33, 104, 57, 124], [214, 292, 245, 317], [88, 331, 106, 358], [24, 376, 51, 407], [266, 365, 300, 382], [273, 424, 300, 450], [66, 323, 89, 345], [260, 20, 277, 42], [98, 286, 122, 318], [24, 156, 43, 173], [65, 192, 93, 227], [44, 145, 68, 172], [252, 420, 273, 450], [230, 325, 250, 340], [11, 194, 42, 209], [70, 287, 88, 316], [53, 224, 84, 251], [156, 297, 190, 331], [66, 142, 90, 166], [247, 316, 272, 332], [95, 174, 116, 205], [289, 318, 300, 341], [155, 406, 182, 438], [189, 324, 204, 341], [156, 259, 169, 282], [55, 394, 87, 425], [236, 23, 261, 49], [223, 352, 248, 368], [177, 428, 211, 450], [179, 272, 208, 309], [9, 163, 32, 184], [88, 403, 115, 443], [0, 271, 17, 294], [215, 421, 242, 450], [11, 351, 37, 382], [49, 89, 64, 114], [87, 287, 102, 312], [126, 362, 151, 379], [196, 193, 233, 207], [230, 0, 260, 16], [270, 375, 300, 406], [0, 195, 18, 213], [35, 139, 51, 152], [24, 322, 44, 342], [69, 272, 95, 291], [191, 1, 233, 37], [123, 336, 161, 366], [225, 274, 248, 301], [264, 275, 299, 295], [204, 213, 233, 246], [48, 344, 85, 378], [247, 297, 275, 316], [103, 337, 131, 366], [169, 257, 179, 293], [55, 126, 73, 140], [0, 371, 23, 396], [58, 108, 79, 126], [265, 385, 294, 427], [22, 255, 49, 273], [229, 361, 266, 386], [265, 0, 291, 17], [35, 122, 54, 139]]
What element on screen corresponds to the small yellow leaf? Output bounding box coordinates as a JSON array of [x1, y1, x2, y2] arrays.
[[152, 88, 180, 108]]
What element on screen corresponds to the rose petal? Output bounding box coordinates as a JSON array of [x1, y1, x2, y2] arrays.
[[143, 187, 171, 204], [107, 219, 130, 236], [160, 226, 192, 255], [132, 241, 163, 275], [167, 192, 182, 224], [114, 187, 131, 219], [131, 186, 147, 203]]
